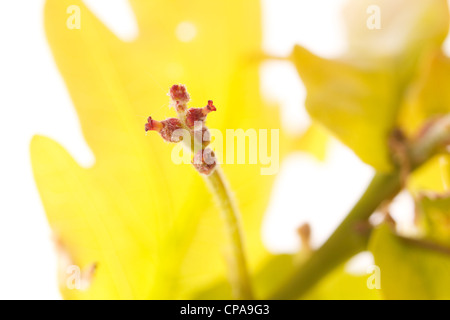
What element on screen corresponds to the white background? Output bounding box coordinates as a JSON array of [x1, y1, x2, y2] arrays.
[[1, 0, 443, 299]]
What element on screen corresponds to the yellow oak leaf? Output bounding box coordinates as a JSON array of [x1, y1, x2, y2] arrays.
[[369, 225, 450, 299], [291, 0, 449, 172], [31, 0, 290, 299], [343, 0, 449, 65], [292, 45, 398, 171], [400, 52, 450, 134]]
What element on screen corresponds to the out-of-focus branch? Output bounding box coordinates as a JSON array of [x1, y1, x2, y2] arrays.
[[269, 114, 450, 299]]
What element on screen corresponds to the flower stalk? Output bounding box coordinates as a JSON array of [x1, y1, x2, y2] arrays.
[[206, 169, 254, 299]]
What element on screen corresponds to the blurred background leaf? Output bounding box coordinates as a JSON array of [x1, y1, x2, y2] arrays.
[[369, 225, 450, 299], [416, 193, 450, 246], [291, 0, 449, 172]]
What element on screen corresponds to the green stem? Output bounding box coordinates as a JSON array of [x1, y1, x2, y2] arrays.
[[270, 172, 401, 299], [206, 168, 254, 300]]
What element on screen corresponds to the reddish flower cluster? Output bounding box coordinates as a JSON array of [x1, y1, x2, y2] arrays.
[[145, 85, 217, 175]]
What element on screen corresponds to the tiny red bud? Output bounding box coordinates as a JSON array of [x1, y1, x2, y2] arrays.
[[161, 118, 184, 143], [192, 148, 217, 175], [169, 84, 190, 103], [185, 100, 216, 128], [145, 116, 183, 143], [186, 108, 205, 128]]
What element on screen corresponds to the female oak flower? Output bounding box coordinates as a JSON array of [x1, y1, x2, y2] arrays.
[[146, 85, 253, 298], [146, 85, 217, 175], [169, 84, 190, 113], [186, 100, 216, 128]]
